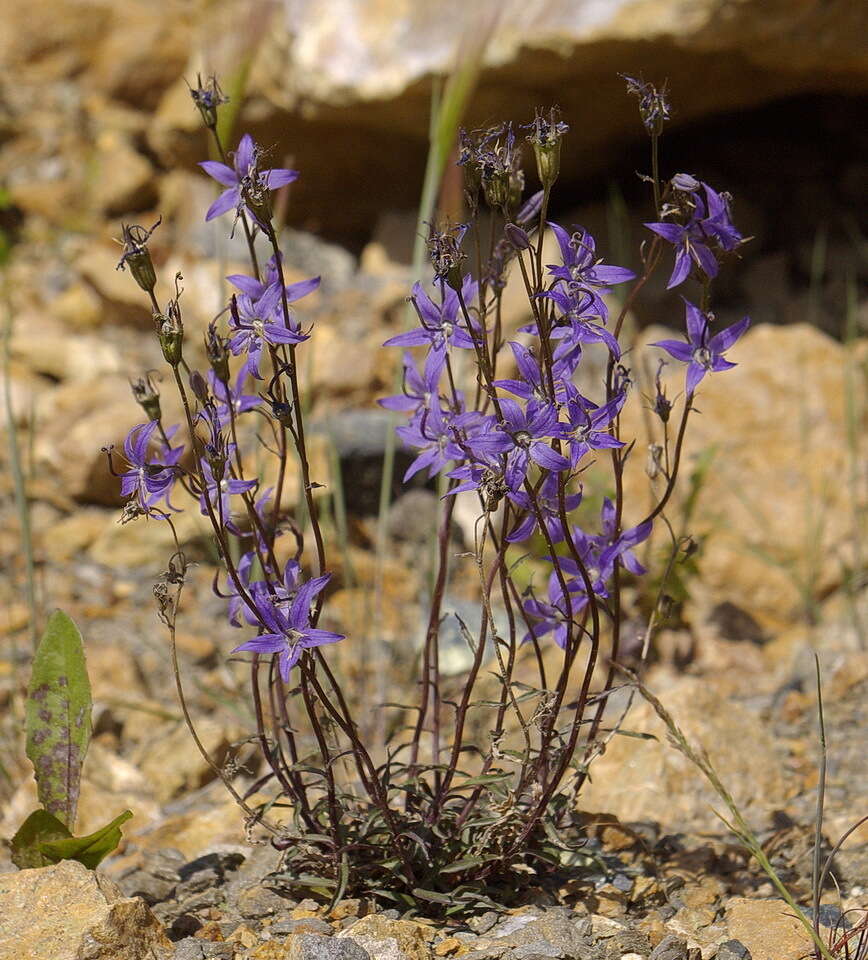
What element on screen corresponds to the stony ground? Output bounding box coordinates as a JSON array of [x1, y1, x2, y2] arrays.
[[1, 8, 866, 950]]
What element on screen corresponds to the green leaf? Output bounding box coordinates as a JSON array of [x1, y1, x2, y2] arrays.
[[39, 810, 132, 869], [447, 772, 512, 791], [10, 809, 72, 869], [439, 856, 497, 874], [25, 610, 92, 829], [411, 887, 451, 904]]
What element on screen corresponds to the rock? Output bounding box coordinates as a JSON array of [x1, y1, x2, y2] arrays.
[[715, 942, 751, 960], [0, 858, 170, 960], [724, 899, 813, 960], [173, 938, 234, 960], [91, 131, 157, 216], [339, 916, 432, 960], [237, 883, 296, 920], [11, 315, 123, 381], [132, 718, 234, 803], [76, 247, 154, 326], [621, 324, 865, 628], [40, 508, 113, 564], [648, 936, 689, 960], [292, 934, 372, 960], [603, 929, 651, 959], [664, 906, 727, 959], [488, 913, 594, 959], [114, 847, 185, 905], [579, 674, 790, 834], [50, 281, 104, 331]]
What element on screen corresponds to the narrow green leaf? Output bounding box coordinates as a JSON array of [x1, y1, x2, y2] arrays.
[[25, 610, 93, 829], [10, 809, 72, 869], [40, 810, 132, 869], [447, 772, 512, 791], [411, 887, 451, 904], [439, 856, 497, 874]]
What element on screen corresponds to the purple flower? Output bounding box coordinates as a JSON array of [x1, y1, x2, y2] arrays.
[[493, 341, 549, 406], [198, 457, 258, 524], [562, 383, 625, 467], [211, 362, 260, 429], [396, 402, 476, 482], [652, 300, 750, 395], [225, 553, 300, 628], [383, 276, 479, 355], [546, 224, 635, 289], [645, 178, 743, 289], [507, 472, 582, 543], [465, 398, 569, 493], [200, 134, 298, 223], [596, 499, 652, 578], [522, 575, 575, 649], [537, 284, 621, 358], [231, 573, 344, 681], [227, 254, 320, 305], [378, 349, 445, 414], [118, 421, 183, 509], [229, 284, 309, 379]]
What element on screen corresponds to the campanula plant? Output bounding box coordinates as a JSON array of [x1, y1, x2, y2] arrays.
[[108, 74, 750, 911]]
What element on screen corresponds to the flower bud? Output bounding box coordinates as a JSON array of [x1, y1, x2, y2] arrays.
[[157, 274, 185, 367], [130, 372, 161, 421], [504, 222, 531, 250], [205, 443, 227, 483], [189, 369, 209, 404], [269, 400, 294, 428]]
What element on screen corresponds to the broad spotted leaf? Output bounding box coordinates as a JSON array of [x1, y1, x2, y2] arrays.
[[39, 810, 133, 869], [10, 809, 72, 869], [25, 610, 92, 829]]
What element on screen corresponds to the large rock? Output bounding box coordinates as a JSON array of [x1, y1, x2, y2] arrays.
[[0, 859, 170, 960], [724, 898, 813, 960], [579, 674, 791, 833], [617, 323, 866, 629]]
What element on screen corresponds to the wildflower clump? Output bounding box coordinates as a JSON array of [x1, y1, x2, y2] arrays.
[[106, 74, 751, 911]]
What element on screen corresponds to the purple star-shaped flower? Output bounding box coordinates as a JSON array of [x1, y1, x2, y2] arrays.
[[546, 223, 635, 289], [645, 178, 743, 289], [231, 574, 344, 681], [227, 253, 320, 305], [652, 300, 750, 395], [198, 457, 258, 524], [383, 275, 479, 355], [200, 134, 298, 222], [537, 284, 620, 359], [506, 472, 582, 544], [118, 421, 183, 509], [465, 398, 569, 493], [210, 362, 261, 429], [229, 284, 309, 379], [562, 382, 625, 467], [378, 349, 445, 414]]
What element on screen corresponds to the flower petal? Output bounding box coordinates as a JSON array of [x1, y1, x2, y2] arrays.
[[709, 315, 750, 353], [205, 187, 240, 222], [199, 161, 237, 187]]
